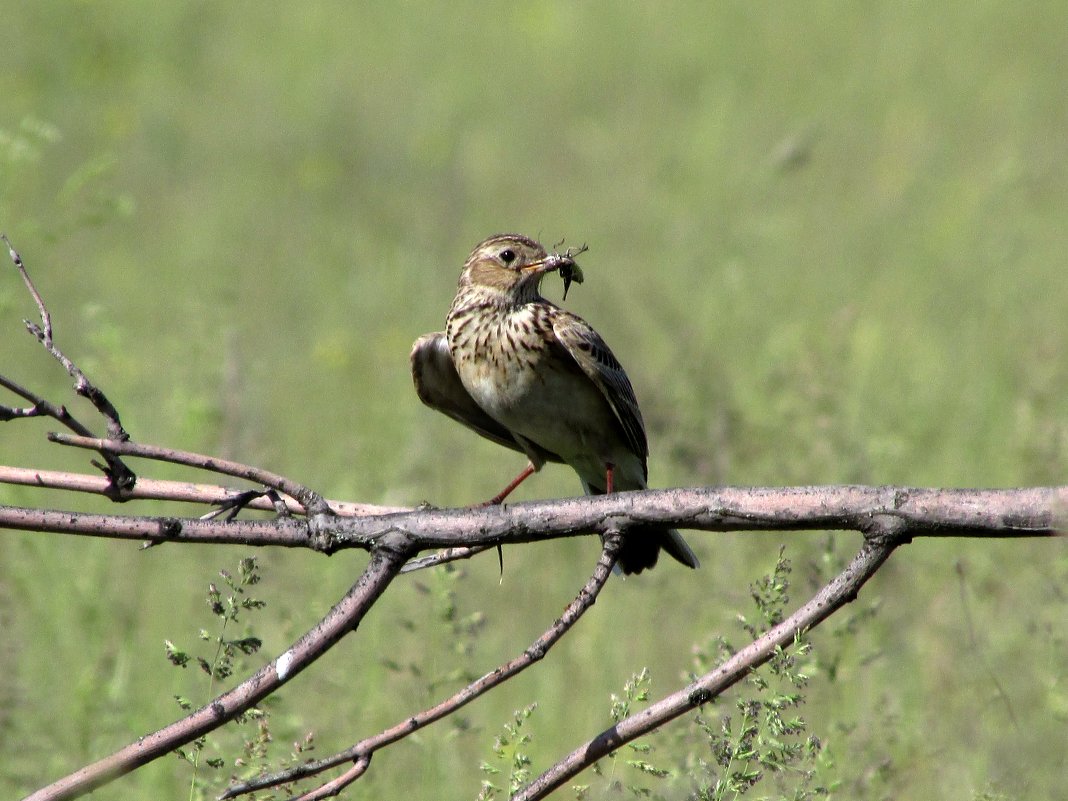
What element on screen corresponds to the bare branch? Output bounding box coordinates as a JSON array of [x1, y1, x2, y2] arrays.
[[14, 478, 1056, 800], [48, 433, 332, 515], [6, 208, 1063, 801], [22, 536, 413, 801], [3, 233, 53, 342], [399, 544, 497, 572], [1, 486, 1063, 554], [0, 503, 315, 548], [3, 234, 135, 491], [294, 755, 370, 801], [0, 375, 47, 420], [222, 534, 623, 799], [0, 464, 409, 516], [513, 525, 903, 800], [0, 373, 108, 446]]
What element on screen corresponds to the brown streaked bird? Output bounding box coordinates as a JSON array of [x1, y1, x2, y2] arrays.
[[410, 233, 699, 574]]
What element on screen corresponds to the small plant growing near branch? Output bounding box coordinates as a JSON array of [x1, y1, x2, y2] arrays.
[[479, 703, 540, 800], [688, 548, 832, 800], [604, 668, 671, 796], [165, 557, 269, 798]]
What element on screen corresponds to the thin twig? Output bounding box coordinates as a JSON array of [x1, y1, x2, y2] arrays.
[[0, 464, 408, 517], [3, 233, 52, 340], [48, 433, 332, 516], [399, 543, 497, 572], [3, 234, 135, 490], [221, 534, 623, 799], [0, 372, 135, 495], [295, 755, 371, 801], [1, 373, 58, 420]]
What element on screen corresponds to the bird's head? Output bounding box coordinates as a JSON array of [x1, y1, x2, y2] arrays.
[[458, 234, 584, 304]]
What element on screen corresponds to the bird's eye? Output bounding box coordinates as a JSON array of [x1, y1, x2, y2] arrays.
[[499, 249, 516, 264]]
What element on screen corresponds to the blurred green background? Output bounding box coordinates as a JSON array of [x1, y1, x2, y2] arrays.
[[2, 2, 1067, 799]]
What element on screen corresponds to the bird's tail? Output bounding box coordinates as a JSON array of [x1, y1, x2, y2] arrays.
[[581, 480, 700, 574]]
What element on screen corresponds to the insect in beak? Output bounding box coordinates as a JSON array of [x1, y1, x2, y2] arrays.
[[552, 243, 588, 301]]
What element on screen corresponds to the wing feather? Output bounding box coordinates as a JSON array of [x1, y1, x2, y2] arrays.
[[550, 314, 649, 472]]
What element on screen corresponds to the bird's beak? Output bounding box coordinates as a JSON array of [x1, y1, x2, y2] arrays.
[[521, 252, 581, 277], [521, 255, 566, 275]]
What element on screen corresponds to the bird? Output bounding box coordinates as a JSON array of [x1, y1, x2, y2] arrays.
[[410, 233, 699, 574]]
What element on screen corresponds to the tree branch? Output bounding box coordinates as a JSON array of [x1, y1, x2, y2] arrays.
[[2, 234, 135, 490], [23, 535, 414, 801], [48, 433, 333, 516], [221, 534, 624, 800], [1, 486, 1062, 555], [513, 522, 904, 800], [5, 237, 1065, 801], [0, 464, 407, 517]]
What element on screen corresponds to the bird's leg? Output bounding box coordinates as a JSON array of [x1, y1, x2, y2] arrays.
[[605, 462, 615, 494], [483, 462, 537, 506], [478, 461, 537, 581]]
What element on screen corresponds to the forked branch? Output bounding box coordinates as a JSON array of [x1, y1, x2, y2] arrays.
[[513, 525, 902, 800], [2, 234, 134, 491], [221, 534, 623, 800]]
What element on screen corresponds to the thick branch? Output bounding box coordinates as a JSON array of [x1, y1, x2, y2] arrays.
[[327, 485, 1064, 548], [2, 486, 1059, 555], [24, 536, 413, 801]]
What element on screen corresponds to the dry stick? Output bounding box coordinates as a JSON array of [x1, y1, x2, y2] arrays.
[[0, 465, 408, 518], [512, 523, 904, 801], [0, 463, 470, 564], [2, 235, 135, 490], [221, 534, 623, 800], [48, 432, 332, 516], [0, 503, 315, 547], [0, 374, 51, 420], [4, 234, 127, 439], [0, 458, 466, 567], [24, 536, 413, 801], [399, 543, 497, 572], [297, 755, 371, 801], [0, 374, 96, 432]]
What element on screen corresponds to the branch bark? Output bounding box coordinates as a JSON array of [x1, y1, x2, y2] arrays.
[[3, 235, 135, 490]]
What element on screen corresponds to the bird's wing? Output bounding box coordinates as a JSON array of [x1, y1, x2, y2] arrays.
[[550, 314, 649, 469], [410, 332, 562, 464]]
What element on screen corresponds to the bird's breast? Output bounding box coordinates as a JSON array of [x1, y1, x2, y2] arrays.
[[447, 306, 549, 412], [446, 304, 623, 467]]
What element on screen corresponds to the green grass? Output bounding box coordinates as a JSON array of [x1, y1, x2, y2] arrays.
[[2, 2, 1068, 799]]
